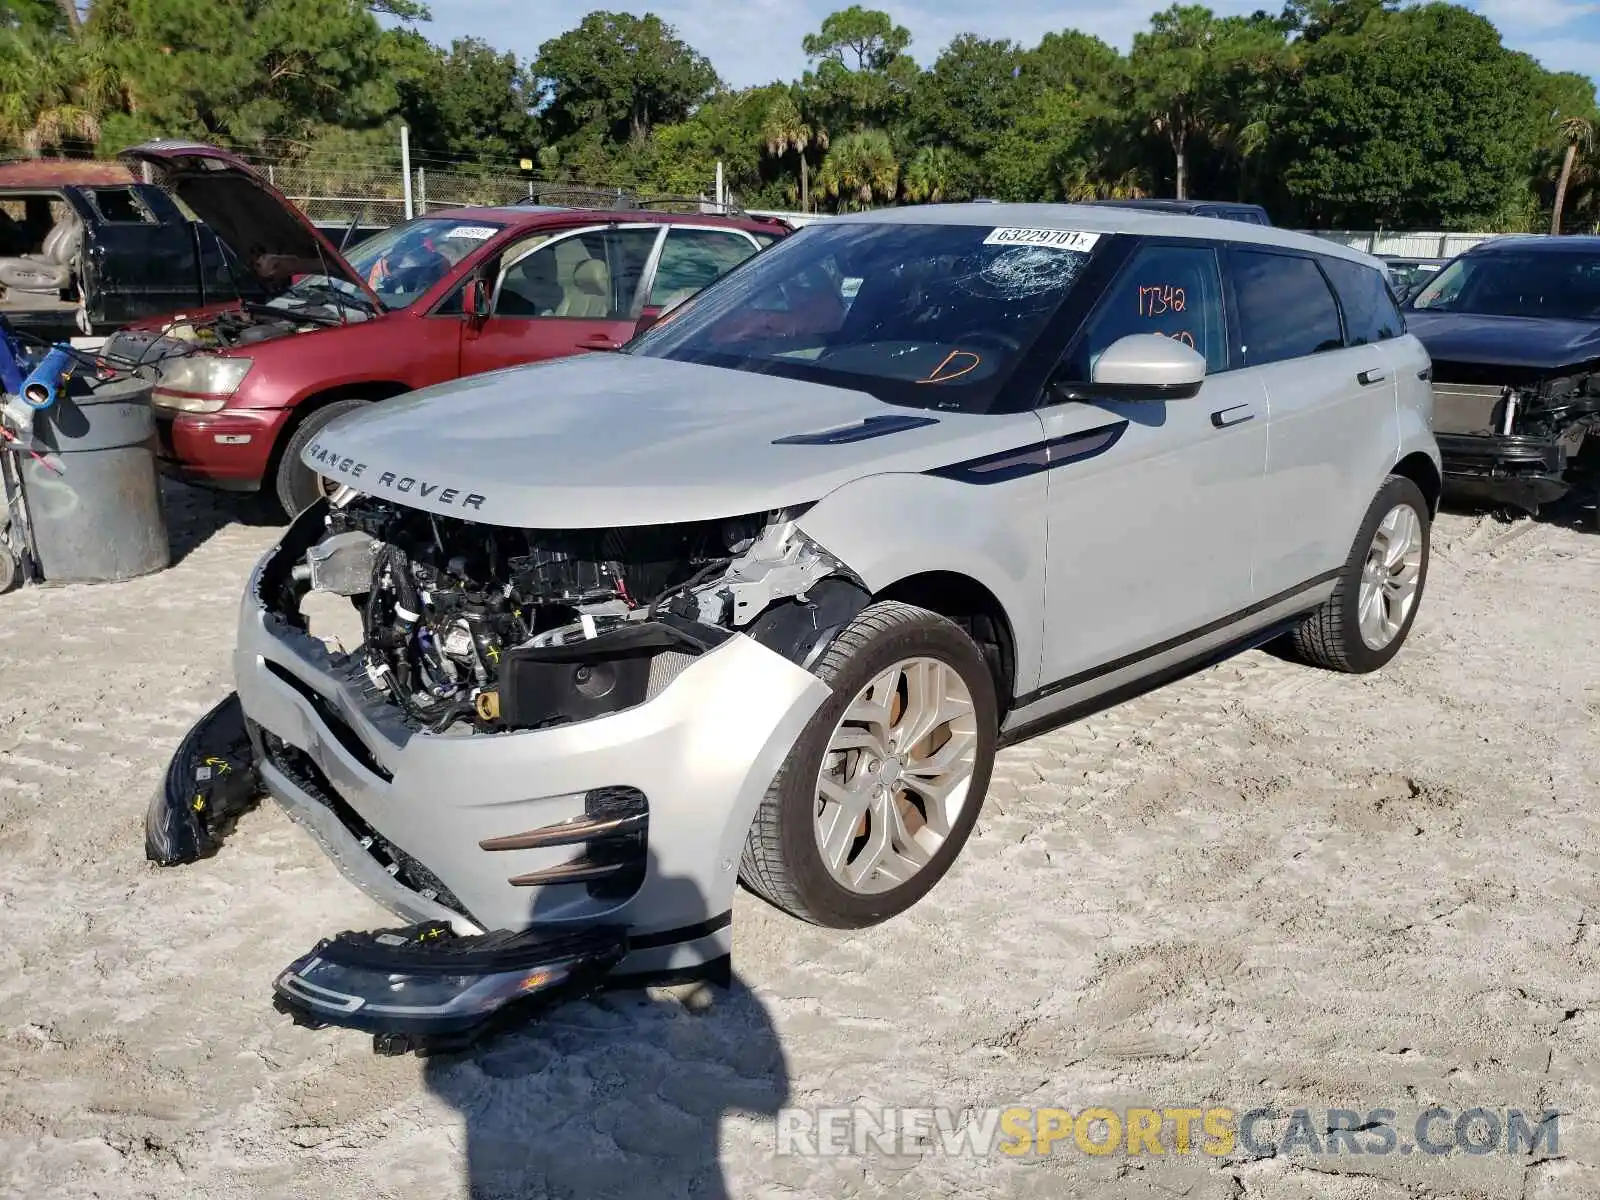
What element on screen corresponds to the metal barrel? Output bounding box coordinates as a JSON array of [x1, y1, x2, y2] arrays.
[[17, 375, 171, 583]]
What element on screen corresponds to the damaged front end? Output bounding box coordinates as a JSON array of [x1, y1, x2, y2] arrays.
[[151, 491, 862, 1050], [1432, 364, 1600, 518]]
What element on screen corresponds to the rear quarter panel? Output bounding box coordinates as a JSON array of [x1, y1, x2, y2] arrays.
[[1387, 333, 1440, 473]]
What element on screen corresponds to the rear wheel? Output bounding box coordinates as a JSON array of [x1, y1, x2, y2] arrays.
[[1290, 475, 1430, 673], [740, 601, 998, 928], [273, 398, 370, 519]]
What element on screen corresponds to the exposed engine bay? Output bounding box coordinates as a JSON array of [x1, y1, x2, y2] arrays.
[[1432, 364, 1600, 518], [262, 492, 868, 736], [103, 290, 376, 365]]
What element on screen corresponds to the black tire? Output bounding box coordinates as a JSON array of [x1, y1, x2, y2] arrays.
[[0, 543, 21, 594], [1290, 475, 1430, 673], [273, 398, 370, 519], [739, 601, 999, 928]]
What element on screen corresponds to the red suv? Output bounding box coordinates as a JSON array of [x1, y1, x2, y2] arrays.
[[108, 143, 788, 515]]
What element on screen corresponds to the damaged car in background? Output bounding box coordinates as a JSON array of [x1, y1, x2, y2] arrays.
[[101, 141, 786, 516], [151, 206, 1440, 1052], [1406, 236, 1600, 525]]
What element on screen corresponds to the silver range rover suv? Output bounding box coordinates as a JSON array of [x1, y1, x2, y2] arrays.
[[151, 205, 1439, 1050]]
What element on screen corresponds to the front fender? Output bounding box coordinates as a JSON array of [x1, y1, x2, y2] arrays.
[[795, 469, 1048, 697]]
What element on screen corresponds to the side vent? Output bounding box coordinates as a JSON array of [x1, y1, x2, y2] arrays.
[[773, 414, 941, 445], [484, 786, 648, 901]]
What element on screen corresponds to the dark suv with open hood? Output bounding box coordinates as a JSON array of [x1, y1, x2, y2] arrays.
[[102, 142, 788, 516], [1406, 236, 1600, 522]]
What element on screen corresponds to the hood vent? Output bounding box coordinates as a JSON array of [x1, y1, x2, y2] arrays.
[[772, 413, 941, 445]]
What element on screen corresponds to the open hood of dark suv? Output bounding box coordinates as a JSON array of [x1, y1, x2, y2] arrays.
[[119, 141, 381, 304]]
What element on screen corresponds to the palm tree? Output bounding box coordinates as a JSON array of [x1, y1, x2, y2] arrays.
[[0, 28, 121, 156], [761, 94, 826, 214], [901, 145, 957, 204], [816, 129, 898, 212], [1551, 115, 1595, 236]]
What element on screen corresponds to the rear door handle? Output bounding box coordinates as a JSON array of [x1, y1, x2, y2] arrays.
[[1357, 368, 1388, 386], [578, 333, 619, 350], [1210, 404, 1256, 429]]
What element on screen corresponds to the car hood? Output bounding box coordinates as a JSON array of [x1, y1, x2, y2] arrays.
[[119, 142, 378, 303], [301, 354, 1047, 528], [1405, 310, 1600, 376]]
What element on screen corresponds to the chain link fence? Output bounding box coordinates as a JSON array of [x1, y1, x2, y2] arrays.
[[261, 163, 649, 227]]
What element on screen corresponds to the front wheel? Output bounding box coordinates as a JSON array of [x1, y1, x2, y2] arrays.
[[740, 601, 999, 928], [1290, 475, 1431, 673], [273, 398, 371, 519]]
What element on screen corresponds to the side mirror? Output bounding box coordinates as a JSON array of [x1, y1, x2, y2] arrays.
[[633, 305, 663, 337], [463, 278, 491, 322], [1085, 333, 1207, 401]]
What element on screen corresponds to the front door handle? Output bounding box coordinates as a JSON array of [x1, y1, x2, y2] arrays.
[[578, 334, 619, 351], [1357, 368, 1388, 386], [1210, 404, 1255, 429]]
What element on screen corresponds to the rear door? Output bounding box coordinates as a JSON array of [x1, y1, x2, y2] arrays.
[[458, 224, 663, 376], [1228, 248, 1396, 595], [641, 226, 762, 313]]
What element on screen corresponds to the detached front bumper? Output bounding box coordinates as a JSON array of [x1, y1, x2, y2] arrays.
[[164, 530, 832, 1045]]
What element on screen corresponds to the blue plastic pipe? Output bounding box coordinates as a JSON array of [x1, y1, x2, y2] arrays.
[[19, 345, 73, 410]]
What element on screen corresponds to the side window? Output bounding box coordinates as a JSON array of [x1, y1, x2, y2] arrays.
[[493, 227, 660, 319], [1063, 242, 1228, 379], [1320, 256, 1404, 345], [649, 229, 757, 307], [89, 188, 153, 224], [1230, 250, 1345, 366]]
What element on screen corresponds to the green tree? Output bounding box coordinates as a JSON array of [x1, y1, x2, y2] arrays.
[[760, 91, 825, 213], [906, 34, 1024, 196], [394, 34, 538, 164], [1275, 2, 1545, 227], [88, 0, 400, 152], [901, 144, 960, 202], [800, 7, 916, 134], [816, 127, 897, 210], [1126, 4, 1227, 200], [533, 10, 718, 146], [1551, 114, 1595, 235], [0, 24, 121, 153]]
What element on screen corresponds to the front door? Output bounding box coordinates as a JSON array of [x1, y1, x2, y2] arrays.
[[1034, 239, 1267, 693], [459, 224, 663, 377]]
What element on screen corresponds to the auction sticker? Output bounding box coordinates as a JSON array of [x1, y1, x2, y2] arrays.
[[983, 227, 1101, 252], [444, 225, 499, 240]]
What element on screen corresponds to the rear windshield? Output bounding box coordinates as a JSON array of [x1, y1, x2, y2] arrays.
[[626, 221, 1099, 411], [1408, 251, 1600, 321]]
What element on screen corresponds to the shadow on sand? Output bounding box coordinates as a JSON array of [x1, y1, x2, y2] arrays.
[[420, 854, 790, 1199]]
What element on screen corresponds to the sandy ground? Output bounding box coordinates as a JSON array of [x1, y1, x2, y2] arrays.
[[1, 481, 1598, 1200]]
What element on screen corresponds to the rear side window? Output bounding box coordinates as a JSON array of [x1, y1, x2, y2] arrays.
[[649, 228, 757, 307], [1320, 256, 1403, 345], [1063, 242, 1228, 378], [1230, 250, 1344, 366]]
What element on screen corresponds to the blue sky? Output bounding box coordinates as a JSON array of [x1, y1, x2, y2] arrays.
[[412, 0, 1600, 88]]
